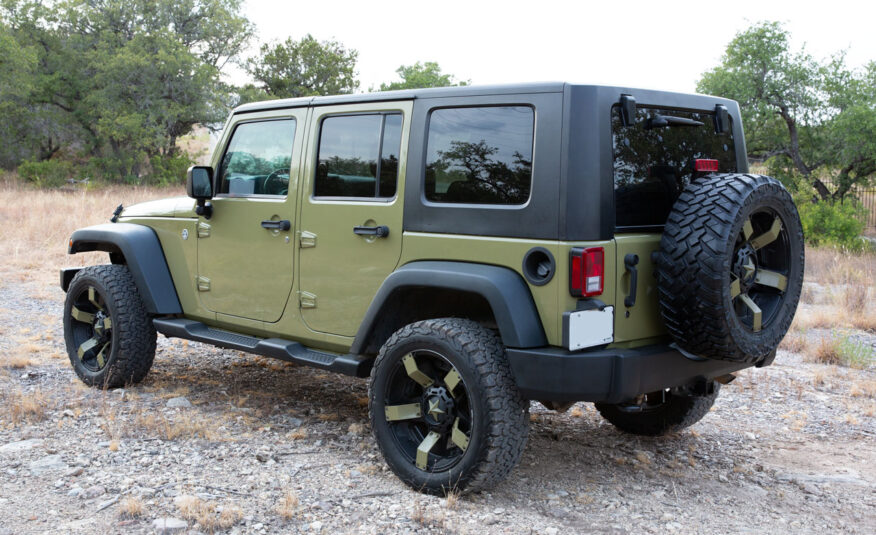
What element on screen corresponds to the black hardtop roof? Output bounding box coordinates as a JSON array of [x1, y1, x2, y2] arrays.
[[232, 82, 737, 114]]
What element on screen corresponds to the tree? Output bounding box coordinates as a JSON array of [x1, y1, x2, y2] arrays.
[[697, 21, 875, 200], [244, 34, 358, 101], [0, 0, 253, 181], [378, 61, 468, 91]]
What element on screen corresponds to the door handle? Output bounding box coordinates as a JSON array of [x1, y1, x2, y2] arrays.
[[261, 220, 291, 231], [624, 253, 639, 308], [353, 225, 389, 238]]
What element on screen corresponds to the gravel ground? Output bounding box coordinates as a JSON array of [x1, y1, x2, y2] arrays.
[[1, 281, 874, 534]]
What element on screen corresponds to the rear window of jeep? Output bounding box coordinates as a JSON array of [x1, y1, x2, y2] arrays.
[[425, 106, 534, 205], [612, 106, 737, 228]]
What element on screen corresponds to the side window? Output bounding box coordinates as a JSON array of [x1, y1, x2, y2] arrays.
[[425, 106, 534, 205], [217, 119, 296, 196], [315, 113, 402, 199]]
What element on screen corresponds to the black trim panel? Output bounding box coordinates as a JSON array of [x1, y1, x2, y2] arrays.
[[68, 223, 182, 315], [507, 344, 751, 403], [351, 261, 547, 353], [60, 267, 82, 292]]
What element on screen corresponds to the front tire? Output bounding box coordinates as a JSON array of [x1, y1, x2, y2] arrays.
[[595, 384, 720, 436], [369, 319, 529, 495], [63, 265, 157, 388]]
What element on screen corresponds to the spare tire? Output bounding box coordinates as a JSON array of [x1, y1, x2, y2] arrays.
[[655, 174, 804, 363]]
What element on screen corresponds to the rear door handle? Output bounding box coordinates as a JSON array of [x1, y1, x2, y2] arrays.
[[624, 253, 639, 307], [353, 225, 389, 238], [261, 220, 291, 231]]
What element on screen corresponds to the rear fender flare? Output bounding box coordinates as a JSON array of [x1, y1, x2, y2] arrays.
[[351, 261, 547, 354]]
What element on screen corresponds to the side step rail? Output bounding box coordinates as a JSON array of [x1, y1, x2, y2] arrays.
[[153, 318, 372, 377]]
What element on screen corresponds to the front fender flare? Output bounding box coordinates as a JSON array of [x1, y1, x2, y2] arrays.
[[351, 261, 547, 354], [67, 223, 182, 315]]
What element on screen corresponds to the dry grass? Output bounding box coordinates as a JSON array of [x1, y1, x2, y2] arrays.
[[807, 335, 875, 369], [133, 412, 220, 441], [850, 380, 876, 398], [3, 355, 32, 369], [779, 332, 807, 353], [1, 387, 48, 426], [119, 496, 145, 518], [275, 491, 301, 520], [0, 179, 179, 289], [176, 495, 241, 532], [805, 248, 876, 288]]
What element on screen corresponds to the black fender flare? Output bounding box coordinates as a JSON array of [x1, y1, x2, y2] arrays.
[[351, 261, 547, 354], [66, 223, 182, 315]]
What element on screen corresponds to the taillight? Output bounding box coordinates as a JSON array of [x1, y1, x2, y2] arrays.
[[695, 159, 719, 172], [570, 247, 604, 297]]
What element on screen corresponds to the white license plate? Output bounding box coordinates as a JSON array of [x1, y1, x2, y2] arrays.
[[566, 306, 614, 351]]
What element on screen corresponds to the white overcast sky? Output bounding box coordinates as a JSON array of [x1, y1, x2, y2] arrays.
[[240, 0, 875, 94]]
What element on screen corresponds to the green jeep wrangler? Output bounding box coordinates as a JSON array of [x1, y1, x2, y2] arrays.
[[61, 83, 804, 494]]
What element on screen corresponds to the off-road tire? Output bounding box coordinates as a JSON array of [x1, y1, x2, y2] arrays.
[[595, 385, 720, 436], [63, 265, 156, 388], [369, 318, 529, 495], [655, 173, 804, 363]]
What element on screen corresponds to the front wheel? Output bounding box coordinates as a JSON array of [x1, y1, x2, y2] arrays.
[[369, 319, 529, 495], [63, 265, 157, 388]]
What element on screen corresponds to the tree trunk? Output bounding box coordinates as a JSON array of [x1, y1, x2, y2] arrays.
[[777, 105, 831, 201]]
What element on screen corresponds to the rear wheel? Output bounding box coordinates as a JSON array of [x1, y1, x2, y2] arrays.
[[369, 319, 529, 495], [595, 384, 720, 436], [63, 265, 156, 388]]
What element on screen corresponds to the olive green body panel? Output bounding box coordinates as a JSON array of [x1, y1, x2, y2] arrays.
[[297, 101, 412, 337], [400, 233, 618, 348], [196, 108, 308, 323], [117, 215, 212, 322], [612, 234, 666, 344], [121, 197, 194, 218]]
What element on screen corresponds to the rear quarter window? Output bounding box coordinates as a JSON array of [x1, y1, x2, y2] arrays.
[[612, 106, 737, 228], [425, 106, 534, 205]]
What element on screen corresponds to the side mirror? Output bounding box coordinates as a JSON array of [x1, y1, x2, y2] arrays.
[[186, 166, 214, 219], [186, 166, 214, 199], [619, 94, 637, 127]]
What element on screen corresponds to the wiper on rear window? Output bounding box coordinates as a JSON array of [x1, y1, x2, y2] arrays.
[[645, 114, 704, 129]]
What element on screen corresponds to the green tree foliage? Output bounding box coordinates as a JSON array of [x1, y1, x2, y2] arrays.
[[0, 0, 252, 183], [378, 61, 468, 91], [243, 34, 358, 102], [697, 21, 875, 202]]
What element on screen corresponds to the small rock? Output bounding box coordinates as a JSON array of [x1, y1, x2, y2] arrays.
[[255, 452, 271, 463], [65, 467, 84, 477], [29, 455, 67, 475], [744, 432, 756, 440], [166, 397, 192, 408], [718, 474, 729, 483], [252, 523, 264, 530], [152, 517, 187, 534], [0, 439, 43, 453], [67, 487, 84, 498], [661, 513, 674, 522], [545, 528, 559, 535], [309, 520, 323, 531], [82, 485, 106, 499]]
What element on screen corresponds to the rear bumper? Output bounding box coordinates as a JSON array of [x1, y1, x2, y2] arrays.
[[507, 344, 752, 403]]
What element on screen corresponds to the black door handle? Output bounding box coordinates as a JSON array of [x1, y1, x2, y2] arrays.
[[353, 225, 389, 238], [624, 253, 639, 308], [261, 220, 291, 231]]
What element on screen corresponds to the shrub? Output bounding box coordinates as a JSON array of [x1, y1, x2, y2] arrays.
[[795, 192, 867, 250], [16, 159, 75, 188], [149, 153, 194, 186]]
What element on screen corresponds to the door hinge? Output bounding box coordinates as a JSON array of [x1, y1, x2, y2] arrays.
[[298, 230, 317, 248], [197, 276, 210, 292], [299, 291, 317, 308], [197, 222, 211, 238]]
